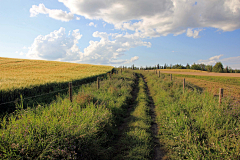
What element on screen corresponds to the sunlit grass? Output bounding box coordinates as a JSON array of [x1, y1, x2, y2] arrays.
[[143, 71, 240, 159], [0, 71, 134, 159]]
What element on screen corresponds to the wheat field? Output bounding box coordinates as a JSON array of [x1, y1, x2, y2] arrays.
[[0, 57, 113, 91]]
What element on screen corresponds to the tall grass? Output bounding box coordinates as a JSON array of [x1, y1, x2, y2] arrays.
[[114, 73, 152, 159], [143, 71, 240, 159], [0, 71, 134, 159]]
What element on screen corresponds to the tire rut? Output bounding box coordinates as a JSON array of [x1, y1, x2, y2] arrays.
[[110, 73, 140, 159], [140, 74, 165, 160]]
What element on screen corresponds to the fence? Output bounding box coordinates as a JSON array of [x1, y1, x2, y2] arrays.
[[0, 69, 115, 115], [149, 70, 230, 105]]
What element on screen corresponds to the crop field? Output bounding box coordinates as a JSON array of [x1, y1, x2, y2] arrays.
[[0, 57, 113, 91], [0, 66, 239, 159], [157, 71, 240, 101], [0, 57, 113, 115]]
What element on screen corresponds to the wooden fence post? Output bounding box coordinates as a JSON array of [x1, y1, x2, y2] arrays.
[[183, 78, 185, 93], [219, 88, 223, 104], [69, 82, 72, 102], [97, 77, 100, 89]]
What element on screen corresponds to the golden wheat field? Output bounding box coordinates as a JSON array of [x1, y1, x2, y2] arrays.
[[0, 57, 113, 91]]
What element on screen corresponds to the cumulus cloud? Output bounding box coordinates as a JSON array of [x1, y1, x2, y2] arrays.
[[88, 22, 97, 27], [30, 3, 74, 22], [26, 28, 149, 64], [27, 27, 82, 61], [198, 55, 240, 69], [57, 0, 240, 38], [82, 31, 151, 64], [76, 17, 80, 20]]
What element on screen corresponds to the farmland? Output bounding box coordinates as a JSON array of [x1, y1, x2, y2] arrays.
[[156, 69, 240, 100], [0, 57, 113, 91], [0, 59, 239, 159], [0, 57, 113, 115]]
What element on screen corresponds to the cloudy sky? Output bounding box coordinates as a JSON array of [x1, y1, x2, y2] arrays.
[[0, 0, 240, 68]]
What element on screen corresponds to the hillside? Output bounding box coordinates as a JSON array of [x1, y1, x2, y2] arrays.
[[0, 57, 113, 91]]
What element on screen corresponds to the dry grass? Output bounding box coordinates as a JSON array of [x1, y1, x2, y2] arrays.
[[0, 57, 113, 91], [158, 69, 208, 73], [182, 77, 240, 100]]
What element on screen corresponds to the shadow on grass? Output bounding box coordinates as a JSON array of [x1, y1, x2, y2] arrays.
[[108, 73, 140, 160], [140, 73, 167, 160]]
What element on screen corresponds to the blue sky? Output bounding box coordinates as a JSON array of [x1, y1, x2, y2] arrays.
[[0, 0, 240, 69]]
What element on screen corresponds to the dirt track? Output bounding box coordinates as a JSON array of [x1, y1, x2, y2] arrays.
[[156, 71, 240, 77]]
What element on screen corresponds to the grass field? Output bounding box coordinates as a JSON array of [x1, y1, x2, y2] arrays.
[[152, 69, 240, 100], [143, 71, 240, 159], [0, 71, 135, 159], [0, 68, 239, 159], [0, 57, 113, 91]]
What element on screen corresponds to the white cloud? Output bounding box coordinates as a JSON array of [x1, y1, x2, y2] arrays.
[[198, 55, 240, 69], [186, 28, 203, 38], [15, 51, 18, 54], [57, 0, 240, 38], [30, 3, 74, 22], [23, 46, 27, 49], [82, 31, 151, 64], [27, 27, 82, 61], [26, 28, 149, 64], [198, 54, 224, 65], [89, 22, 97, 27], [76, 17, 81, 20]]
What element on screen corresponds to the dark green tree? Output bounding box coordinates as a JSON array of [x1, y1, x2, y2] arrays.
[[212, 62, 224, 73]]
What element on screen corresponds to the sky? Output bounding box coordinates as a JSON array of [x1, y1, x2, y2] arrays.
[[0, 0, 240, 69]]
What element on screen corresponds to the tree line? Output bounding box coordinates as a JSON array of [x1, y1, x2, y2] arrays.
[[117, 62, 240, 73]]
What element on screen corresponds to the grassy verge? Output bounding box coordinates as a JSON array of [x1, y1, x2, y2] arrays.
[[114, 73, 152, 159], [0, 71, 134, 159], [143, 71, 240, 159]]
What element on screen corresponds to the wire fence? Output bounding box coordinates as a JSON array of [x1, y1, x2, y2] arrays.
[[0, 71, 113, 108]]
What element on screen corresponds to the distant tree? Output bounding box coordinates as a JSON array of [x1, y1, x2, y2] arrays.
[[186, 63, 190, 69], [213, 62, 224, 73], [199, 63, 206, 71], [164, 63, 167, 69], [157, 64, 160, 69], [223, 66, 229, 73], [191, 63, 202, 70], [206, 65, 213, 72]]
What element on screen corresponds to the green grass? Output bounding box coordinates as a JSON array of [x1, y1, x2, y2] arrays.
[[143, 71, 240, 159], [0, 71, 135, 159], [114, 73, 153, 159]]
